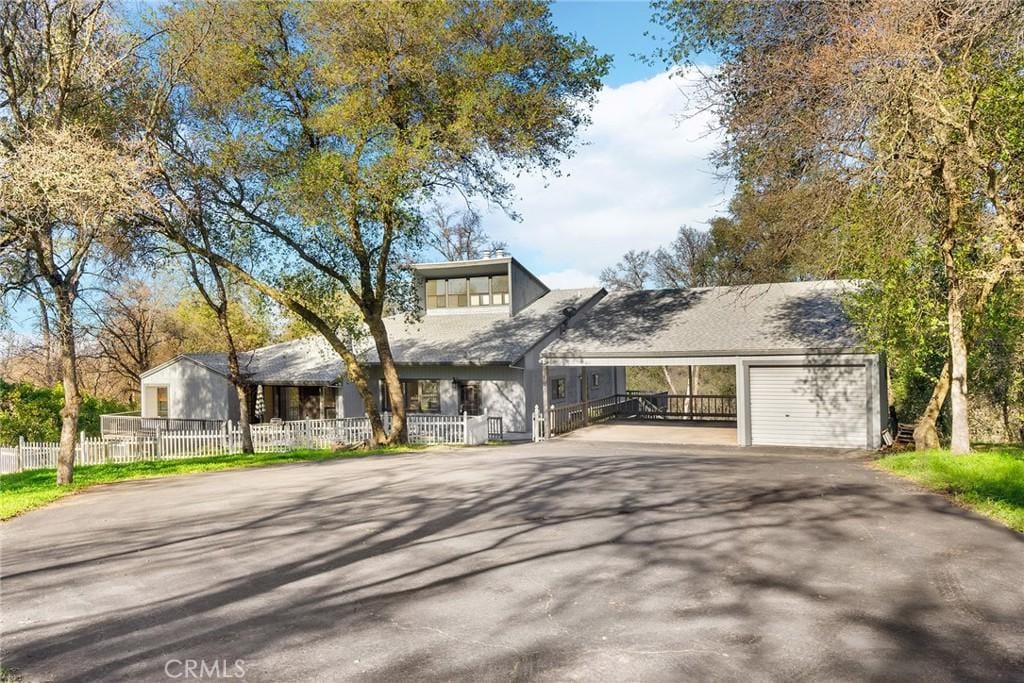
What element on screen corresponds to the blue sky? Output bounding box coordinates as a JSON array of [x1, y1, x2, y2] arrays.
[[7, 2, 727, 336], [549, 1, 671, 86], [477, 1, 729, 288]]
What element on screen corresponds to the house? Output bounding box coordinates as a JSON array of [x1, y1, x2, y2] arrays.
[[139, 256, 625, 441], [137, 257, 888, 449]]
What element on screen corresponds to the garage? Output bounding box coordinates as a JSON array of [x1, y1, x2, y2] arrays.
[[538, 282, 888, 450], [748, 364, 869, 448]]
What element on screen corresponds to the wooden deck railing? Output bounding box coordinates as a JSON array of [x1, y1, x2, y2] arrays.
[[547, 393, 737, 437], [100, 412, 228, 437]]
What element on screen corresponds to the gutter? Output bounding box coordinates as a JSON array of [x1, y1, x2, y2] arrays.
[[540, 346, 868, 361]]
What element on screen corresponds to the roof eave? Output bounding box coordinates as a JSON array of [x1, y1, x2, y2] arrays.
[[540, 345, 868, 360]]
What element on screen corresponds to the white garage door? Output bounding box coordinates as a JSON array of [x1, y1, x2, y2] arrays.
[[749, 365, 868, 448]]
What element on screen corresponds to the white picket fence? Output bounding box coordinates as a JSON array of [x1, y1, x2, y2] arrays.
[[0, 414, 490, 474]]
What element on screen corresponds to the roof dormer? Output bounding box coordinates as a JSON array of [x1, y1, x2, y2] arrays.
[[412, 255, 550, 317]]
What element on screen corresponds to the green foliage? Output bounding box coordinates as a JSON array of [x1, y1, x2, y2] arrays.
[[0, 381, 131, 444], [626, 366, 735, 395], [877, 445, 1024, 533], [161, 0, 609, 313], [0, 445, 422, 519], [169, 293, 274, 353]]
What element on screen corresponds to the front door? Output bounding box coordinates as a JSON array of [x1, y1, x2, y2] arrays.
[[458, 382, 482, 416], [299, 387, 321, 419]]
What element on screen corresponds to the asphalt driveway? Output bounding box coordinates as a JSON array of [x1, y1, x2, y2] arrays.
[[2, 440, 1022, 682]]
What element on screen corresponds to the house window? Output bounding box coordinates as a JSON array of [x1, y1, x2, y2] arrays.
[[156, 387, 169, 418], [426, 279, 447, 308], [285, 386, 301, 420], [299, 386, 321, 419], [425, 275, 511, 309], [408, 380, 441, 413], [491, 275, 509, 305], [551, 377, 566, 400], [447, 278, 468, 308], [324, 387, 337, 419], [591, 372, 601, 388], [382, 380, 442, 413], [469, 277, 490, 306]]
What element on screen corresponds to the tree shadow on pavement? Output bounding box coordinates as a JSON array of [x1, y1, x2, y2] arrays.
[[2, 443, 1022, 681]]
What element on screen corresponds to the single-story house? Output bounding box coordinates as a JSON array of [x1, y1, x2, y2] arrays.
[[138, 256, 887, 448]]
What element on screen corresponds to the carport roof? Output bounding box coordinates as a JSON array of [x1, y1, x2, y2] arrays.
[[541, 280, 862, 360]]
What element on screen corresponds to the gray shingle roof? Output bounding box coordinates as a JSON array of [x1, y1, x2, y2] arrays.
[[542, 281, 862, 359], [179, 337, 348, 385], [174, 288, 602, 384], [361, 288, 602, 365]]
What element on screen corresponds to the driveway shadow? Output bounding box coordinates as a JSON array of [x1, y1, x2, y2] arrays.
[[2, 443, 1022, 681]]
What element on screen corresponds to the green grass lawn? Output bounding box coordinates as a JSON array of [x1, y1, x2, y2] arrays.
[[876, 444, 1024, 533], [0, 445, 423, 521]]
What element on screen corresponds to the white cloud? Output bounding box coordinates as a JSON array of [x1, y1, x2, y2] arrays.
[[535, 268, 601, 290], [482, 68, 730, 278]]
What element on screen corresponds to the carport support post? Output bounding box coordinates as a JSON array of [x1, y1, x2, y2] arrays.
[[735, 361, 750, 446], [581, 367, 590, 424], [541, 362, 550, 438]]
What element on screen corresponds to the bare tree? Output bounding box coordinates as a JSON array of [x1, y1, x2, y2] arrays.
[[92, 281, 176, 403], [0, 0, 155, 483], [600, 250, 653, 290], [0, 127, 149, 482], [652, 226, 714, 288], [425, 203, 494, 261]]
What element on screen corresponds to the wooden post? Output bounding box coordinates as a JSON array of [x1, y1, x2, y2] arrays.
[[155, 425, 163, 460], [17, 435, 24, 472], [463, 411, 468, 445], [581, 367, 590, 425], [541, 363, 550, 438]]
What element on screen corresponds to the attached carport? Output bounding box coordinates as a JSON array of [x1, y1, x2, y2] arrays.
[[539, 282, 887, 449]]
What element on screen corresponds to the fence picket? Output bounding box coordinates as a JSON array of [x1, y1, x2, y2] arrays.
[[1, 413, 490, 474]]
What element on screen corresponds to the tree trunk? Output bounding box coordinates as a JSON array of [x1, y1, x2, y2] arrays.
[[938, 160, 971, 454], [661, 366, 677, 394], [913, 241, 1009, 453], [224, 343, 254, 454], [914, 360, 950, 451], [236, 383, 254, 454], [366, 315, 406, 445], [940, 236, 971, 454], [54, 290, 81, 485]]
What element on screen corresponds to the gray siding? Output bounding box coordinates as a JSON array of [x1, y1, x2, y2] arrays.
[[340, 382, 365, 418], [510, 259, 549, 315], [362, 364, 529, 434], [521, 290, 624, 419], [141, 359, 238, 421]]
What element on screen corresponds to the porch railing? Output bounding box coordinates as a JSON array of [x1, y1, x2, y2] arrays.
[[100, 412, 228, 437], [545, 393, 737, 437]]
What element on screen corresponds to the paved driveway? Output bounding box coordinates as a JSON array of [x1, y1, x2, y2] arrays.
[[2, 441, 1022, 682]]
